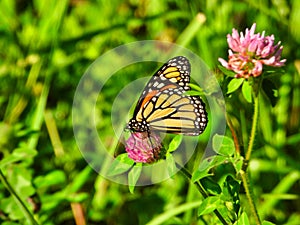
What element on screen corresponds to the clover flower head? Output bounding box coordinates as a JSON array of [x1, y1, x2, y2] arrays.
[[125, 132, 162, 163], [218, 23, 286, 78]]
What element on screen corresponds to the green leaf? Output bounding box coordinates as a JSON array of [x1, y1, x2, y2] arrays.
[[227, 78, 244, 94], [9, 165, 35, 198], [107, 153, 134, 176], [198, 196, 220, 216], [212, 134, 235, 156], [200, 177, 222, 195], [184, 90, 202, 96], [192, 155, 228, 182], [128, 163, 142, 193], [218, 65, 236, 77], [0, 154, 23, 168], [192, 161, 211, 182], [1, 197, 24, 221], [242, 80, 252, 103], [168, 135, 182, 152], [234, 156, 244, 173], [13, 147, 38, 158], [236, 212, 250, 225], [222, 175, 240, 214], [189, 83, 204, 92], [166, 154, 177, 176], [0, 148, 38, 168], [34, 170, 66, 189]]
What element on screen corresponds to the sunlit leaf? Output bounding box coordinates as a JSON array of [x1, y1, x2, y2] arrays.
[[198, 196, 220, 216], [166, 154, 177, 177], [168, 135, 182, 152], [0, 148, 38, 168], [242, 80, 252, 103], [0, 197, 24, 221], [192, 161, 211, 182], [212, 134, 235, 156], [192, 155, 228, 182], [107, 153, 134, 176], [13, 147, 37, 158], [236, 212, 250, 225], [189, 83, 204, 92], [9, 165, 35, 198], [128, 163, 142, 193], [34, 170, 66, 188], [227, 78, 244, 94]]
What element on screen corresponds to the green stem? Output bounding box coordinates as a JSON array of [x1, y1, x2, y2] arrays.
[[175, 162, 228, 225], [242, 89, 261, 224], [177, 164, 208, 197], [240, 168, 261, 225], [246, 90, 259, 161], [0, 169, 39, 225]]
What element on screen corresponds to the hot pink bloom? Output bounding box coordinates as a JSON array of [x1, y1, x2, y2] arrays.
[[125, 132, 162, 163], [218, 23, 286, 78]]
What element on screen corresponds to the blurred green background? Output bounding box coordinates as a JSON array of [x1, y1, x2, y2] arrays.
[[0, 0, 299, 224]]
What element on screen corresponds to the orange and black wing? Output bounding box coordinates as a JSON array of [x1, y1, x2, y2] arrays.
[[127, 56, 208, 135], [135, 87, 207, 135], [133, 56, 191, 116]]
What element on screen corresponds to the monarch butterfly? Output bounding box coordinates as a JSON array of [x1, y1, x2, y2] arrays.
[[126, 56, 208, 136]]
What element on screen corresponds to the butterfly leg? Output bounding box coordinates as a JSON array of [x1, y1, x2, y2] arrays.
[[146, 131, 161, 160]]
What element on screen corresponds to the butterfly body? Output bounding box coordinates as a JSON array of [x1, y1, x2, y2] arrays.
[[126, 56, 207, 136]]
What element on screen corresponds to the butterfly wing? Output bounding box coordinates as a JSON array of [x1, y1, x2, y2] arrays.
[[133, 56, 191, 114], [127, 56, 208, 135], [138, 88, 207, 135], [153, 56, 191, 90]]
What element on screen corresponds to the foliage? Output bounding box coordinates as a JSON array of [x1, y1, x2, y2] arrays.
[[0, 0, 299, 224]]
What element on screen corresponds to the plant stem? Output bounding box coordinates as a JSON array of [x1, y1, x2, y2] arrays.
[[175, 162, 228, 225], [177, 163, 207, 197], [246, 89, 259, 161], [242, 90, 261, 224], [0, 169, 39, 225], [240, 167, 261, 225], [225, 114, 241, 155]]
